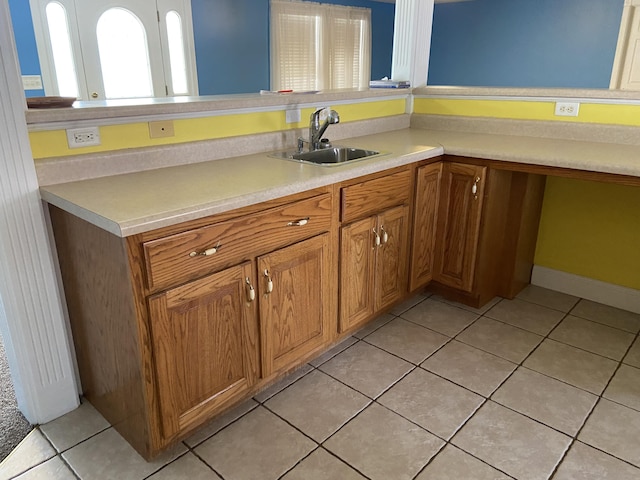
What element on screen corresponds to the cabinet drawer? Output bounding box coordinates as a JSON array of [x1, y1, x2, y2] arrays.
[[341, 169, 411, 223], [143, 193, 332, 291]]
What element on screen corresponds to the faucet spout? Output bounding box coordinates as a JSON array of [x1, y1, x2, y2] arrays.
[[308, 108, 340, 151]]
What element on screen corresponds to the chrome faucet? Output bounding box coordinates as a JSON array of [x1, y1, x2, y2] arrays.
[[298, 107, 340, 152]]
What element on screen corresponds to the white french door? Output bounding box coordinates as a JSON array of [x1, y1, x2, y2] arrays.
[[30, 0, 198, 100]]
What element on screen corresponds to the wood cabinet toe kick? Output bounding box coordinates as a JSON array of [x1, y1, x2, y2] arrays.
[[48, 156, 545, 459]]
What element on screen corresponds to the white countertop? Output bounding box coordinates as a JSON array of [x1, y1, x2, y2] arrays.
[[40, 127, 640, 237], [40, 130, 441, 237]]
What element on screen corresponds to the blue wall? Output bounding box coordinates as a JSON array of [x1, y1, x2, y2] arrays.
[[8, 0, 45, 97], [192, 0, 395, 95], [429, 0, 624, 88]]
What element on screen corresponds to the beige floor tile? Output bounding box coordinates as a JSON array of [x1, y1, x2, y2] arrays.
[[265, 370, 370, 442], [0, 429, 56, 479], [389, 293, 430, 316], [452, 401, 571, 480], [579, 399, 640, 468], [399, 298, 479, 337], [280, 448, 366, 480], [195, 407, 316, 480], [253, 363, 313, 403], [415, 445, 511, 480], [364, 318, 449, 364], [571, 299, 640, 333], [554, 441, 640, 480], [12, 456, 75, 480], [319, 342, 412, 398], [431, 295, 501, 315], [421, 340, 516, 397], [309, 336, 358, 367], [62, 428, 186, 480], [523, 339, 618, 394], [516, 284, 579, 312], [40, 400, 110, 452], [550, 315, 635, 360], [378, 368, 483, 440], [147, 453, 221, 480], [184, 399, 258, 447], [485, 298, 565, 335], [492, 367, 597, 436], [624, 337, 640, 367], [324, 403, 443, 480], [352, 313, 394, 339], [604, 364, 640, 411], [456, 317, 543, 363]]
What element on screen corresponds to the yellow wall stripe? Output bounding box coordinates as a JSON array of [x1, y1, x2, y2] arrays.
[[413, 97, 640, 126], [29, 99, 406, 159]]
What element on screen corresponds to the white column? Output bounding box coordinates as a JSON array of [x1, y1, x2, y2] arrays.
[[391, 0, 435, 88], [0, 0, 79, 423]]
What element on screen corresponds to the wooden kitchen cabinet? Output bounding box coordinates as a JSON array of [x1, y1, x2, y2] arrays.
[[433, 162, 487, 292], [427, 156, 546, 308], [48, 187, 337, 459], [258, 233, 332, 377], [339, 169, 411, 332], [409, 161, 443, 291], [148, 262, 260, 440]]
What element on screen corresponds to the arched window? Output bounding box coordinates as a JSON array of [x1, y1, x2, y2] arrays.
[[96, 8, 153, 99], [166, 10, 188, 95]]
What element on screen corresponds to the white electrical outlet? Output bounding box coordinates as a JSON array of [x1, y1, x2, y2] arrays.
[[22, 75, 43, 90], [66, 127, 101, 148], [285, 108, 301, 124], [555, 102, 580, 117]]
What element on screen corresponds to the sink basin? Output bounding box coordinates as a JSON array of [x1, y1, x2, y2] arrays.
[[271, 146, 382, 166]]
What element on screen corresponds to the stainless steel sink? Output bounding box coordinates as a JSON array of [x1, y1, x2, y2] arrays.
[[271, 146, 382, 166]]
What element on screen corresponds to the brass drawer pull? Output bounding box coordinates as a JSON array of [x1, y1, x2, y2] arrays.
[[287, 217, 309, 227], [189, 242, 221, 257]]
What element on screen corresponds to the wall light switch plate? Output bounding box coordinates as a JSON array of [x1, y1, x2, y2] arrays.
[[22, 75, 43, 90], [149, 120, 175, 138], [555, 102, 580, 117], [66, 127, 101, 148], [285, 108, 301, 124]]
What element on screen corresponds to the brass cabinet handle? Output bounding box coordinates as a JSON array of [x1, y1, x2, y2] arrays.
[[264, 269, 273, 294], [472, 176, 481, 199], [287, 217, 309, 227], [380, 226, 388, 245], [373, 228, 381, 247], [245, 278, 256, 302], [189, 242, 221, 257]]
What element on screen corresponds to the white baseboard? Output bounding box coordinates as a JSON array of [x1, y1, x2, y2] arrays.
[[531, 266, 640, 314]]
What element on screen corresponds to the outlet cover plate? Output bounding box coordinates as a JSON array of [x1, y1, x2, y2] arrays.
[[149, 120, 175, 138], [66, 127, 101, 148], [285, 108, 301, 124], [555, 102, 580, 117]]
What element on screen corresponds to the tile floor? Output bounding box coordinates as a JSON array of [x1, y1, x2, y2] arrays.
[[2, 285, 640, 480]]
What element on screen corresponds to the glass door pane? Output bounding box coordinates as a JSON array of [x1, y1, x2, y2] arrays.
[[96, 8, 154, 99]]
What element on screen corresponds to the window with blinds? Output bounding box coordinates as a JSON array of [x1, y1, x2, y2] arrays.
[[270, 0, 371, 91]]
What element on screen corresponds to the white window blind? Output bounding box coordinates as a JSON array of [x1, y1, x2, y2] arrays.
[[271, 0, 371, 91]]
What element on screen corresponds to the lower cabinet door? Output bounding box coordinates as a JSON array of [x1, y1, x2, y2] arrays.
[[258, 233, 332, 377], [375, 204, 409, 312], [339, 216, 377, 332], [148, 261, 260, 440]]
